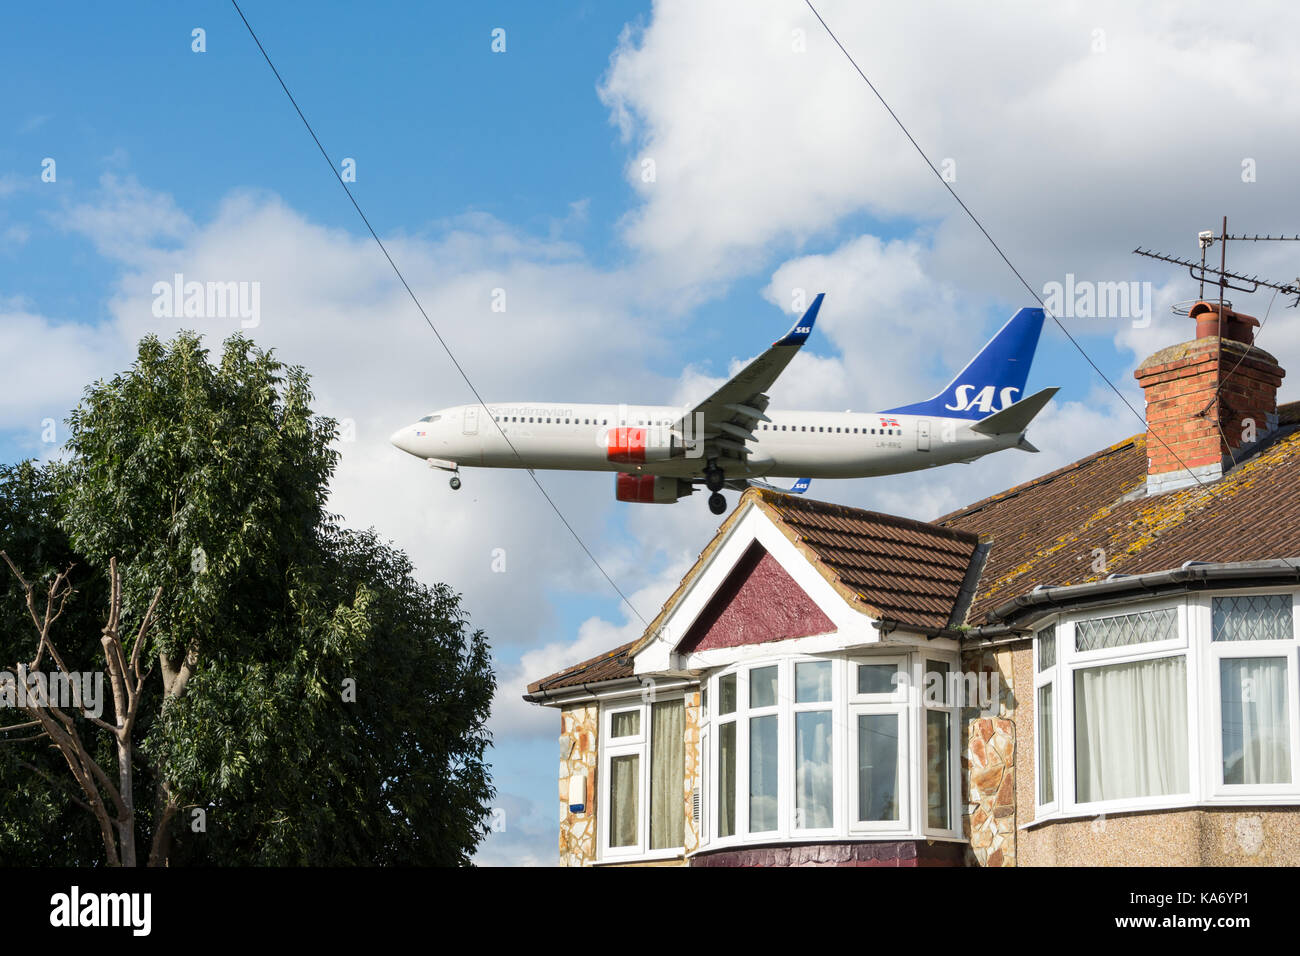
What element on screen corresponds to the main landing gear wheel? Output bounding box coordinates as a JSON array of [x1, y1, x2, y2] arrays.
[[449, 475, 462, 490], [705, 466, 725, 493], [708, 492, 726, 515]]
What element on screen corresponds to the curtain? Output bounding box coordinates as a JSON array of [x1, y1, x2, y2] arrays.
[[1074, 655, 1188, 802], [718, 721, 736, 837], [609, 754, 639, 847], [1221, 657, 1291, 785], [857, 713, 899, 822], [749, 715, 779, 832], [1037, 684, 1055, 804], [795, 711, 833, 828], [649, 700, 685, 849], [926, 711, 950, 828], [611, 710, 640, 738]]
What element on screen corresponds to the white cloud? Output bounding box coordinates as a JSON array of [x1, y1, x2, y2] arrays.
[[600, 1, 1300, 302]]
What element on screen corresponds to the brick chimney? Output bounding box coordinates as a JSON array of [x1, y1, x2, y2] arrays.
[[1134, 301, 1284, 494]]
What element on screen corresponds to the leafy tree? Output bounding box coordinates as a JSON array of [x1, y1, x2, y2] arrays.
[[1, 333, 495, 865]]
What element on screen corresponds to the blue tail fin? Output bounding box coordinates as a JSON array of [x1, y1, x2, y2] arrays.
[[881, 307, 1045, 420]]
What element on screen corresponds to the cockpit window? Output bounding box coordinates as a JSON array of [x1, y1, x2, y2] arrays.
[[419, 414, 442, 423]]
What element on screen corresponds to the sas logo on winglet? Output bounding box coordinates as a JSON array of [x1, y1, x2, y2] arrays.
[[945, 385, 1020, 414]]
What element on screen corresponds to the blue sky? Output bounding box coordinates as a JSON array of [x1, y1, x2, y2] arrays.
[[5, 1, 1300, 864]]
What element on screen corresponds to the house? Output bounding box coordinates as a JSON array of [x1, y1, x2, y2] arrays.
[[524, 300, 1300, 866]]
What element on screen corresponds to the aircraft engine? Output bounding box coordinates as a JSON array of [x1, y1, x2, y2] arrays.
[[615, 473, 694, 504], [605, 426, 684, 464]]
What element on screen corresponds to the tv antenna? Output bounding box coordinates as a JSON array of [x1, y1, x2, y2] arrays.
[[1134, 216, 1300, 314]]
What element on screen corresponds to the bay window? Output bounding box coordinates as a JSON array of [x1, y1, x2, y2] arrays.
[[702, 651, 956, 848], [1034, 589, 1300, 823]]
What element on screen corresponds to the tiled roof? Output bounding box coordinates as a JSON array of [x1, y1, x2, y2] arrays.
[[755, 491, 982, 630], [525, 641, 637, 696], [937, 401, 1300, 625], [526, 489, 984, 697]]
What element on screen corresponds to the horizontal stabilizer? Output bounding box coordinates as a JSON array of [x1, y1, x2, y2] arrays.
[[729, 476, 813, 495], [970, 387, 1059, 436]]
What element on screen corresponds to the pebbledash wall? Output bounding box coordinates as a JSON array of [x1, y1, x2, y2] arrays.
[[1001, 642, 1300, 866]]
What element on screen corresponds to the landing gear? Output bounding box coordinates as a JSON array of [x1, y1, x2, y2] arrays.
[[705, 462, 725, 493], [708, 492, 727, 515], [449, 475, 462, 490]]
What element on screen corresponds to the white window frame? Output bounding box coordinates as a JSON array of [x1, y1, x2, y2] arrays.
[[790, 658, 839, 838], [1055, 596, 1196, 820], [1032, 618, 1060, 818], [1201, 589, 1300, 801], [700, 649, 965, 850], [847, 654, 909, 833], [597, 692, 687, 863], [920, 651, 962, 839]]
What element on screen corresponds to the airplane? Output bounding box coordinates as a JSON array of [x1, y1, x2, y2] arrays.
[[389, 294, 1058, 516]]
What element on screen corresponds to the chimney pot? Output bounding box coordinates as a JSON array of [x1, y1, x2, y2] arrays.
[[1188, 300, 1259, 345]]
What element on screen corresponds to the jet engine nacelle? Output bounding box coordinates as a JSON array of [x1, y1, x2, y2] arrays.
[[605, 426, 684, 464], [615, 473, 694, 504]]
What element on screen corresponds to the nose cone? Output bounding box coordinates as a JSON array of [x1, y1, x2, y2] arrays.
[[390, 425, 419, 457]]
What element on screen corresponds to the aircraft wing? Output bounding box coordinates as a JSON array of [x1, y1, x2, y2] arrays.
[[676, 294, 824, 467]]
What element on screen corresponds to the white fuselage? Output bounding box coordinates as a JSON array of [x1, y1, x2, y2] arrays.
[[390, 402, 1021, 480]]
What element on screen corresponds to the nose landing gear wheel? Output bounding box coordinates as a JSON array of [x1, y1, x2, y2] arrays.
[[705, 467, 725, 493], [449, 475, 462, 490], [708, 492, 726, 515]]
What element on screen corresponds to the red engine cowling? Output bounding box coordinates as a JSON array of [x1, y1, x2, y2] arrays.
[[615, 473, 693, 504], [606, 426, 683, 464]]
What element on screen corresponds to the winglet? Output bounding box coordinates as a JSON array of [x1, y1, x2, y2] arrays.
[[790, 477, 812, 494], [773, 293, 824, 347]]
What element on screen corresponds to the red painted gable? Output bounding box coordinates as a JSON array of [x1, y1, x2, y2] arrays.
[[677, 542, 835, 653]]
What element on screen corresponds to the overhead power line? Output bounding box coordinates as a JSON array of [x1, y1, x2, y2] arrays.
[[228, 0, 647, 626], [803, 0, 1217, 495]]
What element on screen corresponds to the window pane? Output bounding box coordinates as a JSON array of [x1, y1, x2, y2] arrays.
[[1075, 608, 1177, 652], [749, 715, 779, 832], [1038, 684, 1055, 804], [749, 665, 778, 709], [925, 659, 950, 706], [926, 711, 951, 829], [609, 754, 640, 848], [611, 710, 639, 737], [1220, 657, 1291, 785], [1074, 655, 1188, 802], [795, 661, 832, 703], [650, 700, 685, 849], [1213, 595, 1294, 642], [718, 722, 736, 838], [1037, 625, 1056, 671], [856, 714, 899, 822], [857, 663, 897, 695], [718, 674, 737, 716], [795, 711, 833, 828]]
